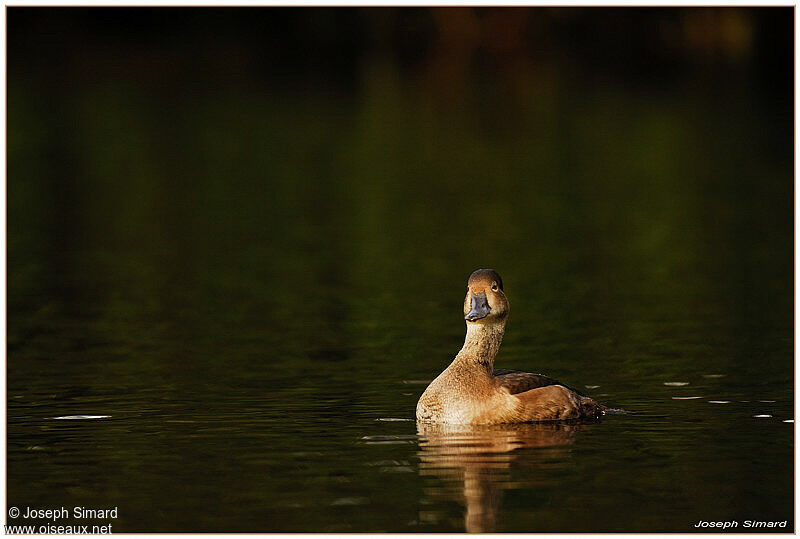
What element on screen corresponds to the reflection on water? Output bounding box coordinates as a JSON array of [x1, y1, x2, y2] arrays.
[[8, 8, 793, 533], [417, 422, 584, 532]]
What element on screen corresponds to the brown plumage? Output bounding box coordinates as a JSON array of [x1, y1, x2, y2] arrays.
[[416, 269, 607, 425], [492, 369, 574, 394]]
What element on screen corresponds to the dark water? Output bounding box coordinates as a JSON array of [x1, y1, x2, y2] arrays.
[[8, 50, 793, 531]]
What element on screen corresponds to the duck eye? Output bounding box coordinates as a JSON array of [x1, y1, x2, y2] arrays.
[[491, 283, 498, 291]]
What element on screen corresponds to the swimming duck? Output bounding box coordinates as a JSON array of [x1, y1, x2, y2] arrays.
[[416, 269, 607, 424]]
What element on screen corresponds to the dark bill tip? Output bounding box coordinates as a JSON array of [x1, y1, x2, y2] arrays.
[[465, 291, 491, 321]]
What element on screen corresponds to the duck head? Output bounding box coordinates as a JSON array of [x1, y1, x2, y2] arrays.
[[463, 269, 509, 324]]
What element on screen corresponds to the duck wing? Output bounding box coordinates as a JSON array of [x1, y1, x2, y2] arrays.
[[513, 384, 605, 421], [492, 369, 585, 397]]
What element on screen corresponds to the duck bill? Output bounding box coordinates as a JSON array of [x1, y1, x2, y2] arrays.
[[465, 292, 491, 322]]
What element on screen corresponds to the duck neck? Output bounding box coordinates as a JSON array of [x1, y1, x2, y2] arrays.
[[455, 321, 506, 373]]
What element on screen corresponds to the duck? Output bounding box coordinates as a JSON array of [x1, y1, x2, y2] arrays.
[[416, 268, 607, 424]]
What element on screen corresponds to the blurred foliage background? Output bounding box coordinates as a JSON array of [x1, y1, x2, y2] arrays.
[[9, 7, 792, 380]]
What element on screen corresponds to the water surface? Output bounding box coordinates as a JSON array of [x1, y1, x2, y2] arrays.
[[8, 31, 793, 532]]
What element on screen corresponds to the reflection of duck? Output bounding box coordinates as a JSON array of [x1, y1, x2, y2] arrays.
[[417, 269, 607, 424], [417, 422, 580, 532]]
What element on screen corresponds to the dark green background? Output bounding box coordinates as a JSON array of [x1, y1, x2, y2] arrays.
[[8, 7, 793, 532]]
